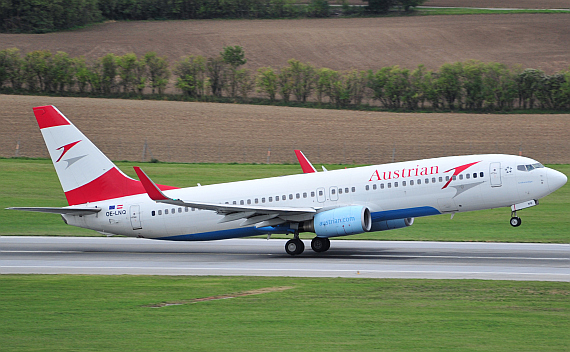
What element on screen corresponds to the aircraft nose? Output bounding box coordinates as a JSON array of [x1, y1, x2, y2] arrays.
[[546, 168, 567, 193]]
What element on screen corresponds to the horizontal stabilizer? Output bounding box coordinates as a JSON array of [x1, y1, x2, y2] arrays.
[[7, 207, 101, 215]]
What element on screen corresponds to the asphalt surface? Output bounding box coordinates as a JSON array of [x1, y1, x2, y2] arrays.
[[1, 237, 568, 281]]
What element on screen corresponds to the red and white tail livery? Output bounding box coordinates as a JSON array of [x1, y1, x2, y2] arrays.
[[8, 106, 567, 255]]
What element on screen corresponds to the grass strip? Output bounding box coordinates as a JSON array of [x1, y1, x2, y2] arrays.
[[0, 275, 568, 351]]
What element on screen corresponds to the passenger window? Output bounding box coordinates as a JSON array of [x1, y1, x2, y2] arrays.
[[480, 172, 484, 177], [388, 183, 392, 188], [296, 193, 300, 199], [192, 208, 195, 211], [283, 195, 286, 201], [152, 210, 156, 216], [459, 175, 463, 180], [345, 188, 349, 193], [158, 210, 162, 215], [439, 177, 443, 182], [275, 196, 279, 202], [178, 207, 182, 213], [410, 180, 414, 186], [373, 184, 377, 190], [452, 176, 457, 181], [366, 185, 370, 190], [289, 194, 293, 200], [185, 207, 189, 212], [394, 182, 398, 188], [432, 177, 436, 183], [303, 193, 307, 198], [380, 184, 385, 189], [446, 176, 450, 181], [240, 200, 244, 205], [466, 174, 470, 179], [402, 181, 406, 187], [165, 209, 168, 215], [247, 199, 251, 205], [171, 208, 175, 214], [417, 179, 421, 185], [311, 191, 315, 197], [332, 189, 336, 194], [262, 197, 266, 203], [352, 187, 356, 192], [425, 178, 429, 184], [255, 198, 259, 204], [473, 173, 477, 179], [338, 188, 343, 194], [269, 197, 273, 202], [319, 190, 323, 196], [233, 201, 237, 205]]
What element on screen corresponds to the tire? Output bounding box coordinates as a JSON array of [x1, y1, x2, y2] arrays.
[[510, 217, 522, 227], [311, 237, 331, 253], [286, 239, 304, 256]]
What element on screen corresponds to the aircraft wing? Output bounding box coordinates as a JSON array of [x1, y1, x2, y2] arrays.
[[134, 167, 317, 226], [6, 207, 102, 215]]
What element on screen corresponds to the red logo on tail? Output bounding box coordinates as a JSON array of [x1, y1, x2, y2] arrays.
[[56, 140, 81, 162]]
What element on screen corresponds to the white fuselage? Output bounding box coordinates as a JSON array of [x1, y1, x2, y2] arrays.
[[64, 154, 563, 241]]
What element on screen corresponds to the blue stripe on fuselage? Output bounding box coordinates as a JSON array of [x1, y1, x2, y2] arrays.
[[371, 206, 441, 221], [157, 206, 440, 241]]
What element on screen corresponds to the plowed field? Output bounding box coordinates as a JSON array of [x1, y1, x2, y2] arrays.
[[2, 95, 568, 164], [1, 14, 569, 73]]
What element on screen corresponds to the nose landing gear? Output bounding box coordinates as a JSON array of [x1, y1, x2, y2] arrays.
[[510, 210, 522, 227]]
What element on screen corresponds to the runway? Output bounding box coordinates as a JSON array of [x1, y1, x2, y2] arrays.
[[1, 237, 568, 281]]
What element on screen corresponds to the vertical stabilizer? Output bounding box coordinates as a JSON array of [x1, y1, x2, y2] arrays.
[[33, 106, 175, 205]]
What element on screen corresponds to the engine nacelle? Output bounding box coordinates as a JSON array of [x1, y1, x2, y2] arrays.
[[370, 217, 414, 231], [301, 206, 372, 238]]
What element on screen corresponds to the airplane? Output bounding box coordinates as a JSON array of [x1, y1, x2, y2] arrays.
[[8, 105, 567, 255]]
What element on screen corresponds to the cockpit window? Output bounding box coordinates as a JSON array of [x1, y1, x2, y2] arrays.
[[518, 163, 545, 172]]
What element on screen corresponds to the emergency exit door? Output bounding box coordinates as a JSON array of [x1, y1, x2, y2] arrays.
[[490, 162, 502, 187], [129, 205, 142, 230]]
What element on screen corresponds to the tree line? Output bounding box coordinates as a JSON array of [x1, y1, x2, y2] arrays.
[[1, 47, 569, 111], [0, 0, 425, 33]]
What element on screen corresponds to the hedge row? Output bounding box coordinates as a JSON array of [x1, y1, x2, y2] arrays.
[[0, 0, 425, 33], [1, 47, 569, 111]]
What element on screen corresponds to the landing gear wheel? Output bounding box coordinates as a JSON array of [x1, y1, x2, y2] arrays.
[[510, 217, 522, 227], [311, 237, 331, 253], [285, 239, 305, 256]]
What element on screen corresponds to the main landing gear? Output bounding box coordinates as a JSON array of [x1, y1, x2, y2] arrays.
[[510, 210, 522, 227], [285, 234, 331, 256]]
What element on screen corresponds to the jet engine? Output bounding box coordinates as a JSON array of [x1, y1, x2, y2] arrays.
[[300, 205, 372, 237], [370, 217, 414, 231]]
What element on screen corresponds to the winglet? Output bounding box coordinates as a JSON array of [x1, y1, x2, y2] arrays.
[[133, 167, 170, 201], [294, 150, 317, 173]]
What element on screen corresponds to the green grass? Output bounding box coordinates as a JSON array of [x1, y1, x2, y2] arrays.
[[0, 275, 568, 351], [1, 158, 568, 242]]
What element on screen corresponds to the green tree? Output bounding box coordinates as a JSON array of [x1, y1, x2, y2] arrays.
[[236, 68, 254, 98], [23, 50, 52, 92], [288, 59, 315, 102], [421, 70, 441, 109], [517, 68, 544, 109], [307, 0, 330, 18], [51, 51, 75, 93], [364, 0, 394, 14], [367, 67, 390, 107], [277, 66, 293, 102], [346, 69, 368, 106], [117, 53, 140, 93], [73, 57, 90, 93], [144, 52, 170, 94], [437, 62, 463, 109], [207, 56, 226, 97], [462, 60, 485, 110], [256, 67, 278, 101], [221, 46, 247, 98], [174, 55, 207, 97]]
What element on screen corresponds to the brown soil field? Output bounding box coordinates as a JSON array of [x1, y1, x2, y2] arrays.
[[422, 0, 569, 9], [2, 95, 568, 165], [1, 14, 569, 73]]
